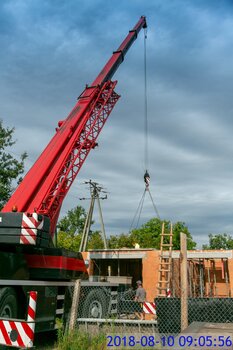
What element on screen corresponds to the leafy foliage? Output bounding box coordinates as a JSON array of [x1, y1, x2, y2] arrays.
[[57, 206, 105, 251], [203, 233, 233, 250], [108, 233, 134, 249], [130, 218, 162, 248], [57, 206, 86, 251], [57, 207, 196, 251], [0, 120, 27, 209], [108, 218, 196, 249], [172, 221, 196, 250], [87, 231, 105, 249], [58, 206, 86, 236]]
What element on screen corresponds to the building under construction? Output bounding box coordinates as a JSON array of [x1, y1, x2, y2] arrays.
[[82, 248, 233, 303]]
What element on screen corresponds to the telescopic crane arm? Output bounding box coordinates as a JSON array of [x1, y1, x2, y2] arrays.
[[93, 16, 147, 85], [2, 16, 147, 239]]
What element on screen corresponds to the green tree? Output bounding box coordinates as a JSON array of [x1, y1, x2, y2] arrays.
[[130, 218, 196, 250], [58, 206, 86, 235], [130, 218, 162, 248], [173, 221, 196, 250], [57, 206, 106, 251], [87, 231, 105, 250], [0, 120, 27, 209], [108, 233, 134, 249], [58, 207, 196, 251], [108, 218, 196, 250], [203, 233, 233, 250], [57, 206, 86, 251]]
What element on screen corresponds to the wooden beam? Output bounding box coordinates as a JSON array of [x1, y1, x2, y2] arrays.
[[180, 232, 188, 331]]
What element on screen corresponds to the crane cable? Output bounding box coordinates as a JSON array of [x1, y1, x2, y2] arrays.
[[144, 26, 148, 172], [143, 27, 160, 219], [129, 27, 160, 232], [129, 190, 146, 231]]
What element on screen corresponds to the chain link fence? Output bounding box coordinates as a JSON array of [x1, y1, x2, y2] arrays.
[[59, 281, 233, 349], [156, 297, 233, 335], [63, 280, 158, 337]]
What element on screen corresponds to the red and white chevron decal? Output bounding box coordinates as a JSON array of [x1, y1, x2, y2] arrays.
[[0, 320, 35, 348], [20, 213, 44, 245], [0, 291, 37, 348], [143, 302, 156, 315]]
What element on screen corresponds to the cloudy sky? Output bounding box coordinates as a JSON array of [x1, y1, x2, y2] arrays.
[[1, 0, 233, 247]]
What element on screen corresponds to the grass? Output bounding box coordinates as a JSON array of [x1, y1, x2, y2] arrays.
[[55, 329, 107, 350], [54, 330, 161, 350]]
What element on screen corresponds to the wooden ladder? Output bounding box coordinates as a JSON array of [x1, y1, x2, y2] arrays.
[[157, 222, 173, 297]]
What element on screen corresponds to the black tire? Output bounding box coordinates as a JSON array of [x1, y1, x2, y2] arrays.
[[81, 290, 108, 318], [0, 287, 18, 319]]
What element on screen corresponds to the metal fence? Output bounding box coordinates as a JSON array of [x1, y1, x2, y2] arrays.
[[62, 281, 233, 349], [156, 297, 233, 334], [65, 280, 157, 336]]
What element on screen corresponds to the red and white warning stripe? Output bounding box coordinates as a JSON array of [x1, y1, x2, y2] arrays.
[[0, 291, 37, 348], [143, 302, 156, 315], [27, 291, 37, 322], [20, 213, 44, 245], [0, 319, 35, 348]]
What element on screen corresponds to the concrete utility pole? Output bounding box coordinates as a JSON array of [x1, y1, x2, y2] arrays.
[[79, 180, 108, 252]]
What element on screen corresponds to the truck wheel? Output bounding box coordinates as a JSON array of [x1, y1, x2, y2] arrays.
[[0, 288, 18, 318], [81, 290, 108, 318]]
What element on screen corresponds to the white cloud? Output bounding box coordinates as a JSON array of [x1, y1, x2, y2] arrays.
[[1, 1, 233, 247]]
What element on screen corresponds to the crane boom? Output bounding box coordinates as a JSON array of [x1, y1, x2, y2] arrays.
[[93, 15, 147, 85], [2, 16, 147, 240]]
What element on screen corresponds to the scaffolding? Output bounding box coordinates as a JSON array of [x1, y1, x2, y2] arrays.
[[169, 255, 231, 298]]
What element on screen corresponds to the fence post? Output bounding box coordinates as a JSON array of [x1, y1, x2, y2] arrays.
[[69, 279, 81, 332], [180, 232, 188, 331]]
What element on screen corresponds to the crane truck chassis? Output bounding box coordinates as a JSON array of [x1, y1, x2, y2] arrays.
[[0, 16, 147, 348]]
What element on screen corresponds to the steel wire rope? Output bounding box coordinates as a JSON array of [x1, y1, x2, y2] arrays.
[[143, 27, 160, 220], [135, 190, 146, 229], [129, 27, 161, 234], [148, 188, 160, 219], [129, 189, 146, 232], [144, 27, 148, 172]]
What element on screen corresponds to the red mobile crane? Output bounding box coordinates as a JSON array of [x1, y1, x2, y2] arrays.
[[0, 16, 147, 346]]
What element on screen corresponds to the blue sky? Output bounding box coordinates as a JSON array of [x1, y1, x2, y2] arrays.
[[1, 0, 233, 247]]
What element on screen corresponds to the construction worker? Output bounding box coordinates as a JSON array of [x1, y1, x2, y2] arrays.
[[134, 280, 146, 320]]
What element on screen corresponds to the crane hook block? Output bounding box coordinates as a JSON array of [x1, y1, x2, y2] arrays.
[[144, 170, 150, 188]]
